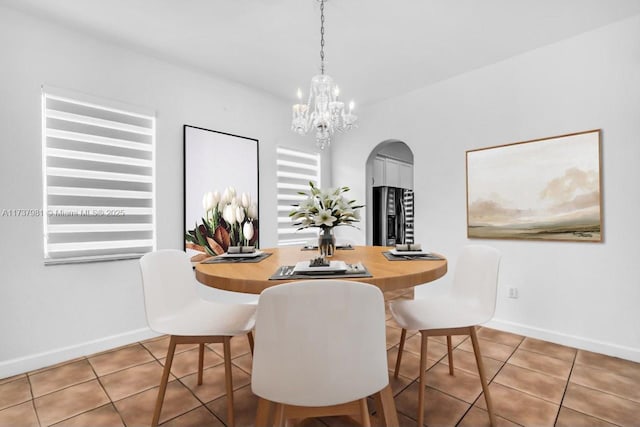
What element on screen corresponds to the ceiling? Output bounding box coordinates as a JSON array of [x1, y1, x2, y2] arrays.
[[4, 0, 640, 106]]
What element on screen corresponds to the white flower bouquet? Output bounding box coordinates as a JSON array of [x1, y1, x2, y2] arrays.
[[289, 182, 363, 231]]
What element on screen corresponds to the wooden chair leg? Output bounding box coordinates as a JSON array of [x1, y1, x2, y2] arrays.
[[255, 397, 273, 427], [273, 403, 285, 427], [359, 398, 371, 427], [393, 328, 407, 378], [374, 384, 399, 427], [223, 337, 235, 427], [247, 330, 255, 355], [470, 327, 496, 427], [152, 335, 177, 427], [417, 332, 428, 427], [197, 342, 205, 385], [446, 335, 454, 376]]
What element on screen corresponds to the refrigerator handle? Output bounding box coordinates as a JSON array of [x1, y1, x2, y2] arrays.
[[399, 190, 406, 243]]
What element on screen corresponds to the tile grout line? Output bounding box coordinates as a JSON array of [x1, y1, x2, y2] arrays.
[[395, 332, 490, 426], [492, 356, 574, 405], [166, 340, 253, 427], [553, 349, 577, 426], [384, 332, 454, 425], [87, 355, 129, 427], [457, 337, 525, 427], [96, 340, 231, 426], [87, 343, 157, 378], [36, 359, 120, 427], [545, 349, 638, 424], [565, 380, 640, 405], [25, 370, 43, 427], [516, 345, 576, 364], [6, 330, 639, 427]]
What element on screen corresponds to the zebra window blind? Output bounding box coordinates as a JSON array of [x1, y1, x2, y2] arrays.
[[276, 147, 321, 246], [403, 190, 414, 244], [42, 87, 156, 264]]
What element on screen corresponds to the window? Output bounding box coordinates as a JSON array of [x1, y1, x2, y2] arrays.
[[276, 147, 321, 246], [42, 87, 155, 264]]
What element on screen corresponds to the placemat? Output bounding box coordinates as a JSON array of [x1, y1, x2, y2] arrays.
[[269, 262, 372, 280], [382, 251, 445, 261], [201, 252, 272, 264], [300, 245, 355, 251]]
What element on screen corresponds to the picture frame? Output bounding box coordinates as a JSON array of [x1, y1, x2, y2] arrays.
[[183, 125, 259, 257], [466, 129, 602, 242]]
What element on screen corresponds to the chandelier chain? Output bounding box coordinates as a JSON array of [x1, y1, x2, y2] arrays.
[[320, 0, 325, 74]]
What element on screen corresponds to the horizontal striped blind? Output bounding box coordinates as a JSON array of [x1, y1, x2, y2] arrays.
[[276, 147, 321, 246], [42, 89, 156, 264]]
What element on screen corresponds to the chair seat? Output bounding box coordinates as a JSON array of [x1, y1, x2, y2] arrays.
[[151, 300, 256, 337], [389, 295, 490, 331]]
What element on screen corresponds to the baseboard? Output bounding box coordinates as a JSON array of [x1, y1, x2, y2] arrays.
[[0, 327, 160, 379], [485, 318, 640, 363]]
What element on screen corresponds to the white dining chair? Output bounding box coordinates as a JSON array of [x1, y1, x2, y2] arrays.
[[139, 249, 256, 427], [251, 280, 399, 427], [389, 245, 501, 427]]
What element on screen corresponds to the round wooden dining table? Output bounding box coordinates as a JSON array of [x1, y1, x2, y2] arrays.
[[195, 245, 447, 294]]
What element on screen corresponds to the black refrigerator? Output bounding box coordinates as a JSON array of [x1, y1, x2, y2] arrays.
[[373, 186, 414, 246]]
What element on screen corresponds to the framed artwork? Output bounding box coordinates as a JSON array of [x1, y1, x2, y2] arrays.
[[466, 129, 602, 242], [183, 125, 259, 258]]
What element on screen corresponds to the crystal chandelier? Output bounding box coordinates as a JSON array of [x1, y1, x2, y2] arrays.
[[291, 0, 357, 149]]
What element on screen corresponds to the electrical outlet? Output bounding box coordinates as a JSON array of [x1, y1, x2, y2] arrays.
[[508, 287, 519, 299]]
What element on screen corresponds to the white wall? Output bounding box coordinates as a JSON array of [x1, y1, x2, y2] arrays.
[[0, 6, 322, 377], [333, 15, 640, 361]]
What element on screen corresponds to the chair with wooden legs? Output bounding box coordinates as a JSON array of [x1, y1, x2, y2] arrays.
[[252, 280, 399, 427], [140, 250, 256, 427], [389, 245, 501, 427]]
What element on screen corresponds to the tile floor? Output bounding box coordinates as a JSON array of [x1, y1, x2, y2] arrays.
[[2, 319, 640, 426]]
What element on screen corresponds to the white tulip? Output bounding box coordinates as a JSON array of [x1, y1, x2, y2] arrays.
[[241, 192, 250, 208], [221, 188, 230, 205], [228, 186, 236, 198], [207, 192, 217, 211], [243, 221, 254, 241], [248, 203, 258, 219], [202, 193, 209, 210], [212, 190, 221, 206], [223, 204, 236, 224], [236, 206, 245, 224], [217, 200, 226, 212]]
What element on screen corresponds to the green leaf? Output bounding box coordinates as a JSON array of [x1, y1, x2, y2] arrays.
[[195, 226, 208, 249]]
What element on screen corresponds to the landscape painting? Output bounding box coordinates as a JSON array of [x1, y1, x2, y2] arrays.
[[466, 130, 602, 242]]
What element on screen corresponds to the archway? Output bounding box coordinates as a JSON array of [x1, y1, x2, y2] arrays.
[[365, 140, 414, 245]]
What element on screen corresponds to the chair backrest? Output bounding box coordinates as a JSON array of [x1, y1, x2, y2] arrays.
[[451, 245, 502, 323], [251, 280, 388, 407], [139, 250, 198, 331]]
